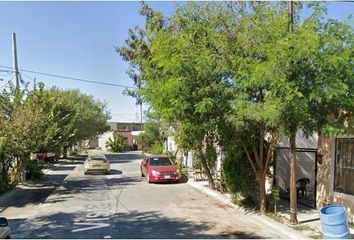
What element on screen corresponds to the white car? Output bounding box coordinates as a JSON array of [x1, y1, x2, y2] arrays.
[[84, 155, 110, 175], [0, 217, 11, 239]]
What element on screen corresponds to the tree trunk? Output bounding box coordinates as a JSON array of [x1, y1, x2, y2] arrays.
[[197, 144, 215, 189], [259, 171, 267, 214], [63, 146, 68, 159], [0, 155, 7, 187], [258, 127, 267, 214], [289, 125, 298, 224]]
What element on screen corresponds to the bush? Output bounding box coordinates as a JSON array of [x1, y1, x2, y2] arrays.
[[222, 145, 259, 204], [164, 150, 176, 162], [0, 178, 13, 194], [25, 160, 44, 179], [106, 134, 127, 153], [147, 141, 164, 154], [69, 150, 78, 156]]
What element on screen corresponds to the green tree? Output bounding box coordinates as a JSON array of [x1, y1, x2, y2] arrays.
[[119, 2, 354, 217], [135, 111, 166, 152], [0, 82, 110, 184]]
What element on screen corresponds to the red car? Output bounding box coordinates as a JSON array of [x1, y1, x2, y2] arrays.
[[140, 155, 181, 183]]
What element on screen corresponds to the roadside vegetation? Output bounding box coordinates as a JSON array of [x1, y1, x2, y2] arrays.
[[0, 82, 110, 191], [118, 1, 354, 217], [106, 133, 127, 153]]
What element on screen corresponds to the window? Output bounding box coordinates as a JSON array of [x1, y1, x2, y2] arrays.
[[148, 157, 172, 166], [334, 138, 354, 195]]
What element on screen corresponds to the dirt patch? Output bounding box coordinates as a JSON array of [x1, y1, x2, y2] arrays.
[[214, 202, 232, 209]]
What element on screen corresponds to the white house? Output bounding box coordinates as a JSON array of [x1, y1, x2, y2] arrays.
[[98, 131, 114, 152]]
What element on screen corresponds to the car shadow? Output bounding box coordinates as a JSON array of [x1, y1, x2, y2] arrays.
[[147, 174, 189, 185], [110, 169, 123, 175], [178, 174, 189, 184]]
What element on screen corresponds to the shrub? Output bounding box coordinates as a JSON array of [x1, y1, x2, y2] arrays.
[[69, 150, 78, 156], [164, 150, 176, 162], [106, 134, 127, 153], [222, 145, 259, 204], [147, 141, 164, 154], [25, 160, 44, 179], [0, 178, 13, 194]]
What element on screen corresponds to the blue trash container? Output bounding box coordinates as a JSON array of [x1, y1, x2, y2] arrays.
[[320, 205, 351, 239]]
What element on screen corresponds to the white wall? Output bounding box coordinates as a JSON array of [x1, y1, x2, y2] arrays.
[[98, 131, 114, 152], [277, 129, 318, 149], [166, 136, 177, 152]]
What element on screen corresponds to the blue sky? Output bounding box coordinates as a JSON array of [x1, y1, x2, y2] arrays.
[[0, 1, 353, 123]]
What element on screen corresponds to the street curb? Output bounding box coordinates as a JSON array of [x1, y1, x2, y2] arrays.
[[186, 180, 310, 239]]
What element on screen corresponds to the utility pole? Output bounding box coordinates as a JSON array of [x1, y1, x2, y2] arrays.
[[12, 33, 25, 182], [140, 102, 143, 131], [288, 0, 298, 225], [12, 33, 20, 89]]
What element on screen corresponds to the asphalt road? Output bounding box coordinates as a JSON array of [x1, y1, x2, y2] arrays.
[[1, 151, 284, 239]]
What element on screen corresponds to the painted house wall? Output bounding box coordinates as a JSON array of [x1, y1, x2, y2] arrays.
[[317, 135, 354, 222]]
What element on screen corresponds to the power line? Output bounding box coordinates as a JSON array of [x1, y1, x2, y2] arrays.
[[0, 65, 137, 89]]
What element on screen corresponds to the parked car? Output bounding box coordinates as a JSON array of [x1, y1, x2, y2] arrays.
[[0, 217, 11, 239], [36, 153, 58, 163], [84, 155, 110, 175], [140, 155, 181, 183]]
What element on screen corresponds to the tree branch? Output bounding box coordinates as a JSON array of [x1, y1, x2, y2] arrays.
[[243, 145, 259, 180]]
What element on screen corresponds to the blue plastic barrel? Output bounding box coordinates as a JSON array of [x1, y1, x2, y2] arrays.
[[320, 205, 350, 239]]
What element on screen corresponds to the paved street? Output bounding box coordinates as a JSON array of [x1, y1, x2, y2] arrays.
[[1, 151, 285, 239]]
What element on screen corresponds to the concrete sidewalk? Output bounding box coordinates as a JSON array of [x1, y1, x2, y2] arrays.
[[186, 179, 314, 239], [0, 161, 78, 214]]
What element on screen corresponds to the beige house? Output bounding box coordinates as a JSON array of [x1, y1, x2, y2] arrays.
[[275, 131, 354, 223], [317, 135, 354, 223]]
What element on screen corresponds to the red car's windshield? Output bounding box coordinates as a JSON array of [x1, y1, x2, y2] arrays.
[[149, 157, 172, 166]]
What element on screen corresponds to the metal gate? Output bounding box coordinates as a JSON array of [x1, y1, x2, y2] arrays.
[[275, 148, 317, 208]]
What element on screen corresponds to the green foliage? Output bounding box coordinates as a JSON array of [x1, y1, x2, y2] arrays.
[[271, 186, 281, 213], [0, 81, 110, 184], [163, 150, 176, 162], [69, 150, 78, 156], [25, 161, 44, 180], [272, 187, 280, 201], [222, 145, 258, 203], [147, 141, 164, 154], [106, 134, 127, 153], [136, 112, 167, 150], [119, 1, 354, 213]]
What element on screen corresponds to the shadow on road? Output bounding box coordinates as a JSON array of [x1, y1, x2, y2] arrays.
[[49, 165, 76, 171], [0, 166, 71, 209], [220, 231, 265, 239], [7, 209, 262, 239], [58, 175, 142, 196], [105, 153, 142, 163]]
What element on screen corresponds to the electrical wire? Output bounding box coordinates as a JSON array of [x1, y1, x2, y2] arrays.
[[0, 65, 137, 89], [0, 76, 14, 89]]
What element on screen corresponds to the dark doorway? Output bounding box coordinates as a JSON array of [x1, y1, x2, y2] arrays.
[[274, 148, 317, 208]]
